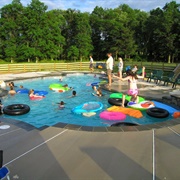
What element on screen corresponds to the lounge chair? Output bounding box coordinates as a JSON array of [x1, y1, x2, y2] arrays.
[[172, 74, 180, 88], [147, 70, 163, 83], [160, 71, 175, 85], [0, 150, 10, 180]]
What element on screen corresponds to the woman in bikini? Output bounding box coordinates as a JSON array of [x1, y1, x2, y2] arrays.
[[113, 67, 145, 107]]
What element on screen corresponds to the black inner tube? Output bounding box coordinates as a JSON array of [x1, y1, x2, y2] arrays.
[[111, 122, 138, 127], [3, 104, 30, 116], [108, 98, 128, 106], [146, 107, 169, 118]]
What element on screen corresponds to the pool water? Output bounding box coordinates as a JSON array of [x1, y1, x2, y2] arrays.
[[1, 73, 177, 128]]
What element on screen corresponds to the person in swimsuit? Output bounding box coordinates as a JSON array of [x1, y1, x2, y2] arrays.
[[28, 89, 44, 98], [92, 86, 103, 97], [113, 66, 145, 107], [59, 101, 65, 109]]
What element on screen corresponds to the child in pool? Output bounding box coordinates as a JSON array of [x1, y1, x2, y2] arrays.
[[113, 67, 145, 107], [8, 86, 16, 95], [59, 101, 65, 109], [68, 90, 77, 98], [28, 89, 44, 98], [93, 86, 103, 97]]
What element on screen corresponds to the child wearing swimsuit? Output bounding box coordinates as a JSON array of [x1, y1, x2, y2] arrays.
[[113, 67, 145, 107]]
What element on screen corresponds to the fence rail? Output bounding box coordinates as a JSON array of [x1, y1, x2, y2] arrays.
[[0, 62, 178, 74]]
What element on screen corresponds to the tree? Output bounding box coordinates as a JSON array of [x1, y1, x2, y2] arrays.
[[0, 0, 24, 62], [20, 0, 48, 62], [41, 10, 65, 60], [90, 6, 108, 60], [74, 12, 93, 61], [145, 1, 180, 62]]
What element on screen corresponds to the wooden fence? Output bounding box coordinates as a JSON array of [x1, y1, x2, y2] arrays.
[[0, 62, 178, 74]]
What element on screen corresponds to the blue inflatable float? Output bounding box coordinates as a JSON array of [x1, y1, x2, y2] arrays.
[[152, 101, 178, 114], [16, 89, 48, 96], [72, 101, 103, 114]]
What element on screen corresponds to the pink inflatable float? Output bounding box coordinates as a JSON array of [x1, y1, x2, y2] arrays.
[[100, 111, 126, 121], [29, 95, 45, 100]]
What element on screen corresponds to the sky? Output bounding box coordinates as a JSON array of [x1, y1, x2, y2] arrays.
[[0, 0, 179, 12]]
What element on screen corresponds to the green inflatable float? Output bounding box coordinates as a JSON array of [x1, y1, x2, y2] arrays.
[[49, 84, 69, 92], [110, 93, 145, 102]]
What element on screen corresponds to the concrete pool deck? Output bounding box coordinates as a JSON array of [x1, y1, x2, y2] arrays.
[[0, 71, 180, 180]]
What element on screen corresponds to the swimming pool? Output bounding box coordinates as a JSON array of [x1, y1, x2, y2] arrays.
[[1, 73, 178, 128]]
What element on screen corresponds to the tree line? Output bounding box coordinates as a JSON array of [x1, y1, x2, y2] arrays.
[[0, 0, 179, 63]]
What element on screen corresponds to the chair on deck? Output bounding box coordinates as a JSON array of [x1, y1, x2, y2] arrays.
[[147, 70, 163, 83], [153, 70, 164, 84], [161, 72, 175, 85], [172, 74, 180, 88], [0, 150, 10, 180]]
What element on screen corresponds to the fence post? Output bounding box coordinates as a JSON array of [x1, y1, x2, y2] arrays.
[[162, 62, 164, 71], [8, 64, 10, 73], [24, 64, 26, 72]]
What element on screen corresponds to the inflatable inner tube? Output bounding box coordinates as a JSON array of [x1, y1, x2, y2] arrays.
[[111, 122, 138, 127], [72, 102, 103, 114], [110, 93, 145, 102], [100, 111, 126, 121], [3, 104, 30, 115], [108, 98, 128, 106], [146, 107, 169, 118]]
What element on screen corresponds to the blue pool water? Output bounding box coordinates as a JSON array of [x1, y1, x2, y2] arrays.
[[1, 73, 177, 128]]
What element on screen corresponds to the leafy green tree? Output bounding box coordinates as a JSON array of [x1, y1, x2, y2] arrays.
[[0, 0, 24, 62], [40, 10, 65, 61], [145, 1, 180, 63], [61, 9, 78, 60], [90, 6, 107, 60], [133, 10, 149, 58], [62, 9, 93, 61], [74, 12, 93, 61], [67, 45, 79, 61], [162, 1, 180, 63], [19, 0, 48, 62]]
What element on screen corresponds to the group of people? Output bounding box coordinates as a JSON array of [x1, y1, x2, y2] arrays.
[[3, 55, 144, 112], [89, 53, 145, 107]]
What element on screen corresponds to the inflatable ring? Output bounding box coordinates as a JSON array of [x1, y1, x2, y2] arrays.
[[146, 107, 169, 118], [111, 122, 138, 127], [49, 84, 69, 92], [127, 101, 155, 110], [72, 101, 103, 114], [91, 82, 99, 87], [108, 98, 128, 106], [100, 111, 126, 121], [30, 95, 45, 100], [3, 104, 30, 115], [110, 93, 145, 102]]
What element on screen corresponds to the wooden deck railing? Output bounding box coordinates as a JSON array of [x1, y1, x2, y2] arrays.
[[0, 62, 178, 74]]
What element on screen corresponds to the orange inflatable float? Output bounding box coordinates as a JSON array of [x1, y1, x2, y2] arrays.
[[173, 112, 180, 118], [107, 106, 143, 118]]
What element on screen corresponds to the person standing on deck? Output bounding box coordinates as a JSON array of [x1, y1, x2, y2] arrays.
[[106, 53, 114, 87], [89, 55, 94, 73]]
